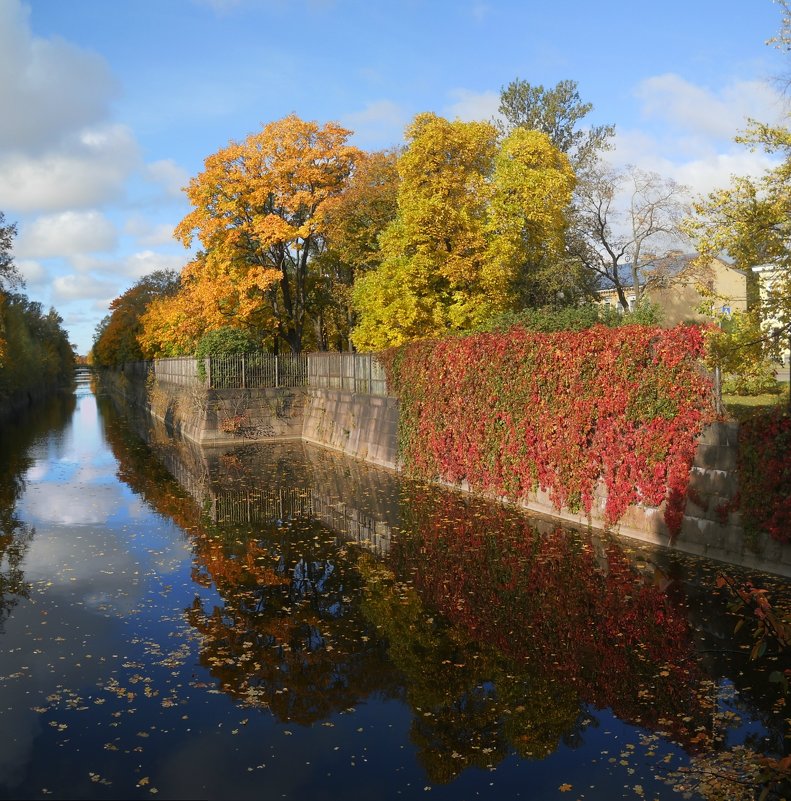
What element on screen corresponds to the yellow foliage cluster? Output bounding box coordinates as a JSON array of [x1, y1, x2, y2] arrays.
[[351, 114, 575, 350]]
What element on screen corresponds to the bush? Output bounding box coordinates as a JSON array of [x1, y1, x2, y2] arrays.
[[195, 327, 258, 358], [195, 327, 260, 386], [721, 365, 783, 396], [477, 301, 663, 334]]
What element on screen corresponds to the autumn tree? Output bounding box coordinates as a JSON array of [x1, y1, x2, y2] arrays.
[[137, 254, 273, 357], [350, 114, 575, 350], [314, 149, 400, 350], [569, 162, 690, 311], [92, 270, 180, 366], [172, 114, 361, 354], [687, 5, 791, 375]]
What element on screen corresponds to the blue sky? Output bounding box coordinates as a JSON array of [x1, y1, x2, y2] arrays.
[[1, 0, 788, 354]]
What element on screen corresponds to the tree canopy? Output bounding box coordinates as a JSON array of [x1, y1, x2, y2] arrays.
[[161, 114, 362, 355], [350, 114, 575, 351], [92, 270, 180, 367], [497, 78, 614, 170]]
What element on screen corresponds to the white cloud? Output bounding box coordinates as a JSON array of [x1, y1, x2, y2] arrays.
[[0, 124, 139, 214], [120, 250, 186, 280], [443, 88, 501, 123], [0, 0, 118, 154], [52, 274, 118, 303], [125, 216, 179, 247], [606, 74, 787, 198], [71, 250, 186, 281], [15, 259, 47, 285], [144, 159, 190, 198], [343, 100, 408, 148], [444, 89, 500, 122], [635, 73, 786, 143], [16, 211, 117, 258]]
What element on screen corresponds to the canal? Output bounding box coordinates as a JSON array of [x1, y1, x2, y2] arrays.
[[0, 374, 788, 800]]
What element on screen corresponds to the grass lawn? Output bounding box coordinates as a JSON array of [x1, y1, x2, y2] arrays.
[[722, 389, 790, 422]]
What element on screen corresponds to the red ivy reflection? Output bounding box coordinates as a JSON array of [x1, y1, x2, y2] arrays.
[[388, 485, 711, 751]]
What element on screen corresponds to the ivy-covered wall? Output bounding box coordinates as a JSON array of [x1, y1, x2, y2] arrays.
[[382, 324, 717, 539]]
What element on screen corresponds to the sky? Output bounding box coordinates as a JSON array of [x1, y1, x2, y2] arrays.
[[1, 0, 789, 355]]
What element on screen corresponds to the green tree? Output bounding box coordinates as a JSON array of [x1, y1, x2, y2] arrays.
[[497, 78, 614, 170]]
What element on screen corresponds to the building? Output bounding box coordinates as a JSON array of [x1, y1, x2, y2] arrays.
[[596, 254, 748, 326]]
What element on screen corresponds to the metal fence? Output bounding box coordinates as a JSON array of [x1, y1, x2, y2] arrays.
[[150, 351, 389, 395], [202, 353, 308, 390], [307, 352, 388, 396]]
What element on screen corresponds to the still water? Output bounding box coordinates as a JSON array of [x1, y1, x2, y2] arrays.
[[0, 375, 788, 800]]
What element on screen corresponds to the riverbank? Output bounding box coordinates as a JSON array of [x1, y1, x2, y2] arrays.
[[98, 366, 791, 577]]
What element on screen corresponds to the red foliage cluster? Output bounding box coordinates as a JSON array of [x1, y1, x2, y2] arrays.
[[737, 409, 791, 543], [383, 324, 716, 537]]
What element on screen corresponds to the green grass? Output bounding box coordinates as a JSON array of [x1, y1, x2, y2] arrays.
[[722, 389, 790, 422]]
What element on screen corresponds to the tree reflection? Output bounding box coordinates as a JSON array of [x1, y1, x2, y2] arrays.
[[0, 391, 76, 630], [360, 483, 715, 782], [97, 392, 789, 791], [185, 517, 402, 724]]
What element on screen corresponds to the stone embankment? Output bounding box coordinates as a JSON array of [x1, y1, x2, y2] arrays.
[[100, 367, 790, 577]]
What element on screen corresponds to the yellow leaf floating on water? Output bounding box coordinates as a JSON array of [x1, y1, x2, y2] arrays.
[[559, 784, 572, 793]]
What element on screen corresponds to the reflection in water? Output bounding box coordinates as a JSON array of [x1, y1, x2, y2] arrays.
[[0, 392, 75, 630], [0, 380, 783, 799], [100, 389, 791, 798]]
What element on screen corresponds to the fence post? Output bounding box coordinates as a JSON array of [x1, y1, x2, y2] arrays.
[[275, 354, 280, 388], [206, 357, 212, 389], [242, 354, 246, 389]]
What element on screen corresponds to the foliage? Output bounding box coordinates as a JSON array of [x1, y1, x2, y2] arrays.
[[382, 323, 716, 537], [194, 326, 260, 384], [0, 211, 21, 291], [0, 292, 73, 404], [477, 300, 663, 334], [736, 408, 791, 543], [315, 150, 400, 349], [351, 114, 575, 350], [169, 114, 361, 354], [194, 326, 258, 359], [91, 270, 180, 366], [688, 122, 791, 366], [496, 78, 614, 170], [721, 368, 782, 396]]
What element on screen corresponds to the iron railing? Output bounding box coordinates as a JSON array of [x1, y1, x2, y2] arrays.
[[307, 352, 388, 396], [151, 352, 389, 395]]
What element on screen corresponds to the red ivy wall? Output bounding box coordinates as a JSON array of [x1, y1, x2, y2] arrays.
[[382, 324, 717, 537]]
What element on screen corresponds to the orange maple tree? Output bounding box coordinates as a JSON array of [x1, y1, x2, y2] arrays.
[[145, 114, 361, 355]]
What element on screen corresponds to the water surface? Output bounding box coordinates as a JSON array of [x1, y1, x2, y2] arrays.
[[0, 376, 788, 800]]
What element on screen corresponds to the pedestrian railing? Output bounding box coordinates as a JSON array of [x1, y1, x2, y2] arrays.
[[150, 352, 389, 396]]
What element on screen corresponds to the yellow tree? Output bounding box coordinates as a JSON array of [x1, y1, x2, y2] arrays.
[[350, 115, 574, 350], [174, 114, 361, 354], [137, 255, 279, 357], [351, 114, 498, 350]]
